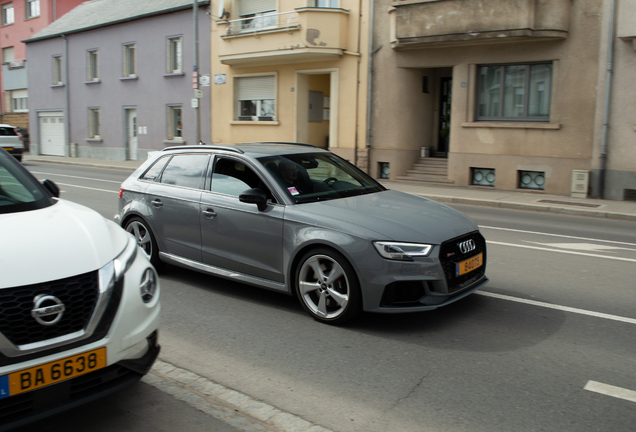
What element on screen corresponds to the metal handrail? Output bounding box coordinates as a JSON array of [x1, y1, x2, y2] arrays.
[[224, 11, 299, 36]]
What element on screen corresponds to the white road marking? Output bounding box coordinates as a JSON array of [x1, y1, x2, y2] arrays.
[[31, 171, 122, 184], [525, 242, 636, 253], [477, 291, 636, 325], [480, 225, 636, 247], [55, 182, 118, 194], [584, 381, 636, 403], [487, 240, 636, 263]]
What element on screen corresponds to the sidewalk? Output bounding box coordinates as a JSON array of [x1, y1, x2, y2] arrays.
[[23, 154, 636, 223]]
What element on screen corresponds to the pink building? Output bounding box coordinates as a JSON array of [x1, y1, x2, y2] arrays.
[[0, 0, 84, 131]]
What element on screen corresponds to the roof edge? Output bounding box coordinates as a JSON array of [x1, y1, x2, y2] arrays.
[[23, 1, 210, 44]]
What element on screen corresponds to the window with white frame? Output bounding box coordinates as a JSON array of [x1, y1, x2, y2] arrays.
[[236, 75, 276, 121], [11, 89, 27, 112], [88, 108, 100, 139], [2, 46, 14, 63], [87, 49, 99, 81], [167, 36, 182, 74], [238, 0, 277, 30], [310, 0, 338, 7], [167, 106, 183, 140], [26, 0, 39, 18], [2, 3, 14, 25], [53, 55, 63, 85], [123, 43, 136, 77], [477, 62, 552, 122]]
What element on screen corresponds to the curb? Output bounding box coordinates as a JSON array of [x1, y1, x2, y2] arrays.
[[418, 194, 636, 223], [145, 360, 332, 432]]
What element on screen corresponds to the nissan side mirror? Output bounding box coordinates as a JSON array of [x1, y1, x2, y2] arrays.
[[42, 179, 60, 198], [239, 188, 268, 211]]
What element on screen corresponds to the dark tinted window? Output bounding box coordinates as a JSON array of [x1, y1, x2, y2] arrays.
[[0, 127, 16, 136], [160, 154, 209, 189], [141, 155, 171, 182], [211, 157, 271, 198]]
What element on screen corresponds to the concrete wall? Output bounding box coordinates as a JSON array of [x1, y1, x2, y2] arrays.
[[27, 7, 211, 160]]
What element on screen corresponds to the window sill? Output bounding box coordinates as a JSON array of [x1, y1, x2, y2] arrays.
[[461, 122, 561, 130], [163, 140, 186, 145], [84, 80, 101, 85], [230, 120, 280, 125], [120, 76, 138, 81], [50, 84, 65, 88], [86, 138, 103, 143], [163, 72, 185, 77]]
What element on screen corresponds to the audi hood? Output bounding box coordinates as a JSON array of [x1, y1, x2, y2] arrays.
[[300, 190, 478, 244], [0, 199, 130, 288]]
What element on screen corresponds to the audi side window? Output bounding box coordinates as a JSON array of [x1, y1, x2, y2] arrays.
[[160, 154, 210, 189], [211, 157, 272, 199], [141, 156, 171, 182]]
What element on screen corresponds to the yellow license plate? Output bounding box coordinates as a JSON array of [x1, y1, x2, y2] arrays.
[[2, 147, 13, 151], [5, 347, 106, 397], [456, 252, 483, 277]]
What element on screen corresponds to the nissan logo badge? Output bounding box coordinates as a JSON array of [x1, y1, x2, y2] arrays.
[[31, 294, 66, 326]]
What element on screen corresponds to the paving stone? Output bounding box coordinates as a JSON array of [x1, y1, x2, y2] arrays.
[[140, 372, 164, 384], [190, 378, 225, 396], [269, 413, 312, 432], [177, 392, 208, 407], [305, 427, 333, 432], [165, 367, 202, 385], [197, 404, 237, 420], [217, 389, 251, 407], [152, 381, 186, 396], [243, 401, 281, 422], [225, 416, 269, 432], [152, 360, 176, 375]]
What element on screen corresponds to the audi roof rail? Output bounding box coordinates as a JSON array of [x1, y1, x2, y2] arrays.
[[241, 142, 319, 148], [162, 145, 244, 154]]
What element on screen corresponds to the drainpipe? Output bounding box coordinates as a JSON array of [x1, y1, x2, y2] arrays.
[[597, 0, 617, 199], [63, 35, 71, 156], [53, 0, 57, 20], [193, 0, 201, 145], [365, 0, 376, 157]]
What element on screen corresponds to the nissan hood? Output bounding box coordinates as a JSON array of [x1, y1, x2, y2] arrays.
[[0, 199, 130, 288]]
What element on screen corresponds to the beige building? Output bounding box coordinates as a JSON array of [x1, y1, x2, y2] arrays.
[[366, 0, 635, 200], [210, 0, 370, 167]]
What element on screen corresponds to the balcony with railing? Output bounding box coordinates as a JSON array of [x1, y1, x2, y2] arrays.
[[217, 8, 350, 67], [391, 0, 571, 50]]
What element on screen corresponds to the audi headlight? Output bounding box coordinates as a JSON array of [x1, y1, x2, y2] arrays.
[[373, 241, 433, 261]]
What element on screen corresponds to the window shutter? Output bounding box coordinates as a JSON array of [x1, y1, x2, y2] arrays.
[[239, 0, 276, 16], [237, 76, 275, 101]]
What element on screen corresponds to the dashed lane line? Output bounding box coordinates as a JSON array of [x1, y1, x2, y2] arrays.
[[54, 182, 118, 194], [584, 381, 636, 403], [487, 240, 636, 263]]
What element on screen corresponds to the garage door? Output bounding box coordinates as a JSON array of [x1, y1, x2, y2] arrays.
[[39, 112, 65, 156]]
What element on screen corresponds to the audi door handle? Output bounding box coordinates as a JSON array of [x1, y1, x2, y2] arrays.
[[202, 208, 217, 218], [151, 199, 163, 207]]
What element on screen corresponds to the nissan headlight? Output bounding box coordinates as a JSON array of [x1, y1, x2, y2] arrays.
[[373, 241, 433, 261]]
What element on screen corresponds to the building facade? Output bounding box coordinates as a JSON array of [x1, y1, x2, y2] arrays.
[[210, 0, 370, 168], [25, 0, 211, 161], [0, 0, 84, 130], [367, 0, 635, 200]]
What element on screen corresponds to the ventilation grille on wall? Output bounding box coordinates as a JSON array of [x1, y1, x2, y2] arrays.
[[624, 189, 636, 202]]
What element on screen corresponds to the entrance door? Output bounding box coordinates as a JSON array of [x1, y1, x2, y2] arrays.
[[437, 77, 452, 155], [126, 109, 138, 161], [39, 112, 65, 156]]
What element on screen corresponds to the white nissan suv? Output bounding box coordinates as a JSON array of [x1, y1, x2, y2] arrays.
[[0, 149, 160, 430]]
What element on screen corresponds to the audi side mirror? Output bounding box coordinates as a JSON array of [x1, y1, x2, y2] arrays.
[[239, 188, 268, 211]]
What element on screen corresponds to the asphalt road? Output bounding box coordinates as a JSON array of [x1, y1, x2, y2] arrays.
[[25, 161, 636, 432]]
